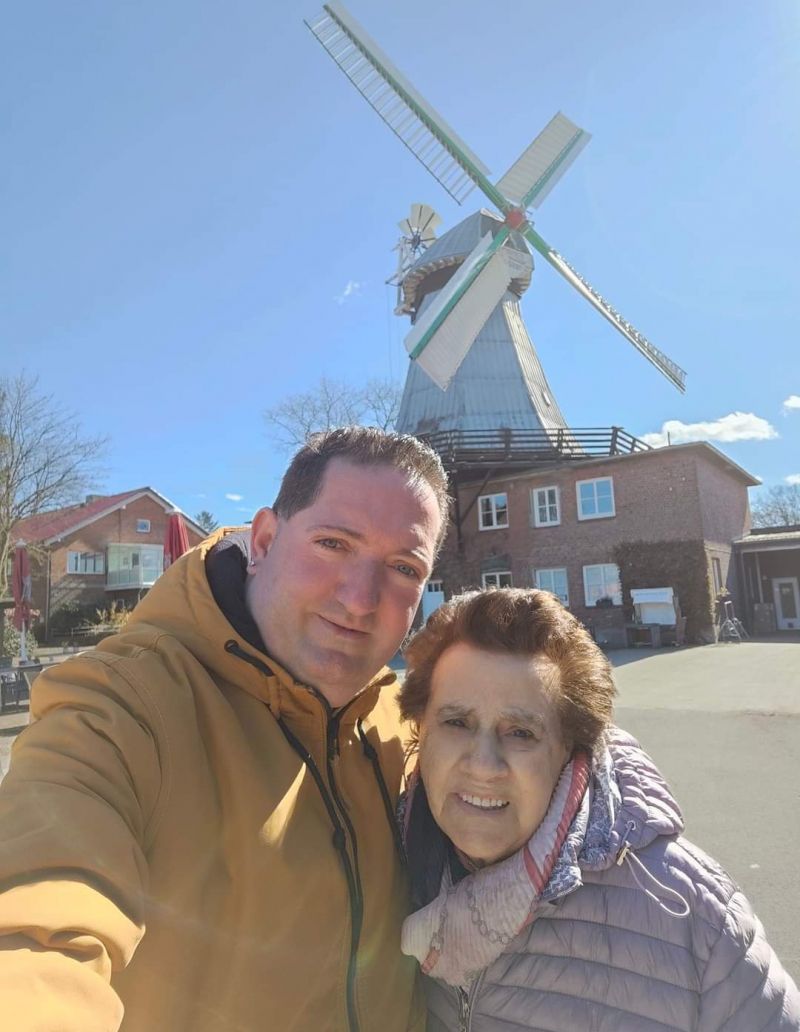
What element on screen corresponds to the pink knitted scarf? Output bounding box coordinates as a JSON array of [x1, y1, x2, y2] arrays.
[[401, 752, 590, 987]]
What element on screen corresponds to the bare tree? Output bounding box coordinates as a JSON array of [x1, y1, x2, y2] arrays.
[[264, 376, 402, 450], [194, 510, 219, 533], [750, 484, 800, 528], [0, 374, 108, 595]]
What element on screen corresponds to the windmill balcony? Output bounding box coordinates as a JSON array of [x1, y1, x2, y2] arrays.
[[419, 426, 650, 473]]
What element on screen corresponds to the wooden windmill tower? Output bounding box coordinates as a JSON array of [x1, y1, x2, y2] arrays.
[[306, 3, 686, 466]]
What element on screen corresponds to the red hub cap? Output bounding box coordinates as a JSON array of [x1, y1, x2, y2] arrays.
[[505, 208, 526, 230]]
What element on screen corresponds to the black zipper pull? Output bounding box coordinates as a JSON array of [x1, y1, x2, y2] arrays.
[[327, 714, 341, 759]]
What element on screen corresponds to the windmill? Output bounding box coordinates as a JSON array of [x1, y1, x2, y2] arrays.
[[305, 2, 686, 443], [387, 203, 441, 309]]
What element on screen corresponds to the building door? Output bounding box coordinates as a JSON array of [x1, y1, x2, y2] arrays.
[[422, 580, 445, 621], [772, 577, 800, 631]]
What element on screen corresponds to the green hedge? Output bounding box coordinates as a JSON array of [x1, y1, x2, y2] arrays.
[[612, 539, 715, 644]]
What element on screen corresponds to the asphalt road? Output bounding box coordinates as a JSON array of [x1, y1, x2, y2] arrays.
[[612, 641, 800, 982], [2, 641, 799, 983]]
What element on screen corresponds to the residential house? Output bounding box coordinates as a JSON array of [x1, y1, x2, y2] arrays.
[[12, 489, 206, 639]]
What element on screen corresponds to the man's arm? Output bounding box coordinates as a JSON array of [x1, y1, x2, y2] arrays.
[[0, 652, 165, 1032]]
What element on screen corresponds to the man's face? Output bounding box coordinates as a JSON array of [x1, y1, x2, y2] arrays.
[[246, 459, 442, 707]]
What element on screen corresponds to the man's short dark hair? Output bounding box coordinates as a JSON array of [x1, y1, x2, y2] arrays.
[[273, 426, 450, 550]]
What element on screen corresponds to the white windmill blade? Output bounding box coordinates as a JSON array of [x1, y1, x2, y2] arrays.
[[305, 3, 492, 205], [405, 230, 513, 390], [496, 112, 591, 210], [523, 225, 687, 392]]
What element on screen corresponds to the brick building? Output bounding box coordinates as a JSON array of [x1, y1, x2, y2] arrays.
[[427, 440, 758, 644], [734, 525, 800, 633], [12, 489, 206, 639]]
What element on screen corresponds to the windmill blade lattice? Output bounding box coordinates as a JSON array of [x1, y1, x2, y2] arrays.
[[306, 3, 491, 204], [524, 225, 686, 392], [405, 230, 514, 389], [496, 112, 591, 210]]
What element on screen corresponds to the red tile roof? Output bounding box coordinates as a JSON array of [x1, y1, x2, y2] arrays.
[[13, 489, 149, 544]]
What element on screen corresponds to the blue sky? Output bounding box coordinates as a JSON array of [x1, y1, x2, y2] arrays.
[[3, 0, 799, 525]]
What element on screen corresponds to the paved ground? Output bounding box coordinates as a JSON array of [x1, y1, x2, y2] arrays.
[[2, 641, 799, 982], [611, 642, 800, 981]]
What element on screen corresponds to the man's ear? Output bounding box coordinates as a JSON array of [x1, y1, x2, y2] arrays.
[[249, 507, 279, 571]]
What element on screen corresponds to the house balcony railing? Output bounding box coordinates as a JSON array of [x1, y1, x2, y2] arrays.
[[418, 426, 650, 472], [105, 569, 161, 590]]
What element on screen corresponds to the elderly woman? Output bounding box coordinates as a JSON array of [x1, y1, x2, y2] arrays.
[[398, 588, 800, 1032]]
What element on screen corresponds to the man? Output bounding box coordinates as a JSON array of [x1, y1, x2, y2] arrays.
[[0, 427, 448, 1032]]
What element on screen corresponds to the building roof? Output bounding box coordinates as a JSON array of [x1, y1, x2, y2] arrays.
[[453, 439, 761, 488], [734, 524, 800, 550], [13, 488, 206, 545]]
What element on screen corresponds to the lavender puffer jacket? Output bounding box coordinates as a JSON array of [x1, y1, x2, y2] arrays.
[[425, 729, 800, 1032]]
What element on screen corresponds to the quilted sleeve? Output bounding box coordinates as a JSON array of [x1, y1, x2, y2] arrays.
[[699, 889, 800, 1031]]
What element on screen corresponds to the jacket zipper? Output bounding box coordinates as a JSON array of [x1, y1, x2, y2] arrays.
[[326, 708, 365, 1032], [223, 641, 364, 1032], [456, 970, 486, 1032]]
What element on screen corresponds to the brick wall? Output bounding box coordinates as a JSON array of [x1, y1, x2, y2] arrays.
[[39, 497, 204, 634], [433, 444, 751, 639]]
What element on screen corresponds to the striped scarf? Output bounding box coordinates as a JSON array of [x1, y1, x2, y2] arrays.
[[400, 752, 591, 987]]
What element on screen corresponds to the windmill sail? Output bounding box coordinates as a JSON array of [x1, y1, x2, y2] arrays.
[[404, 231, 513, 389], [496, 112, 591, 209], [306, 3, 492, 204], [524, 225, 687, 392], [305, 2, 687, 395]]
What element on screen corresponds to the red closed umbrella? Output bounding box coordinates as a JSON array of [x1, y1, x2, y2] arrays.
[[12, 541, 33, 661], [164, 512, 190, 571]]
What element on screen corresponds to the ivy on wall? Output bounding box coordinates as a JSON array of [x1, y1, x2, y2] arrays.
[[612, 539, 715, 643]]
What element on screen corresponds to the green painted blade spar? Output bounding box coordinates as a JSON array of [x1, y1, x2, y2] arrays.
[[523, 225, 687, 393], [405, 228, 513, 390], [495, 112, 591, 211]]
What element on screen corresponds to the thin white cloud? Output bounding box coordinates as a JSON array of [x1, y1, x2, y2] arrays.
[[782, 395, 800, 412], [334, 279, 363, 305], [786, 474, 800, 486], [225, 493, 243, 502], [641, 411, 778, 448], [236, 506, 253, 513]]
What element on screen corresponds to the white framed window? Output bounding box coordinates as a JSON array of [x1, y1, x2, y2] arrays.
[[482, 571, 513, 589], [531, 485, 560, 527], [426, 579, 444, 593], [577, 477, 615, 520], [66, 550, 105, 575], [583, 563, 622, 607], [479, 493, 509, 530], [711, 557, 723, 594], [136, 519, 151, 533], [534, 567, 569, 606]]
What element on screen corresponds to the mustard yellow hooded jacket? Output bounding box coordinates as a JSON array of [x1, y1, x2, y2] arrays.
[[0, 530, 424, 1032]]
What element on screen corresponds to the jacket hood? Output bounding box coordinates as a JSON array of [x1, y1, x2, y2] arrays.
[[572, 726, 684, 880], [606, 726, 684, 858], [120, 527, 397, 723]]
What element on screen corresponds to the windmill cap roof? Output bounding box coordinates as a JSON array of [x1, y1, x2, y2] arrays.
[[398, 209, 532, 315]]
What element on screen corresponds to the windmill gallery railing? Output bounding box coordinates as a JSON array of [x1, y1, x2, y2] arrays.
[[418, 426, 650, 471]]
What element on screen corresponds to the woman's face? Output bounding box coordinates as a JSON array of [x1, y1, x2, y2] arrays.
[[418, 641, 571, 866]]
